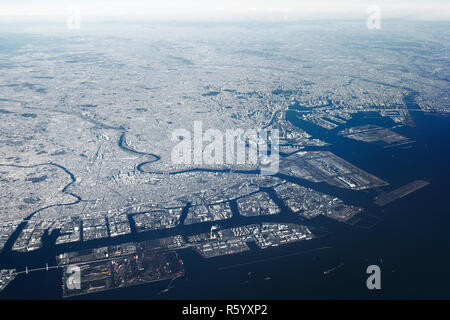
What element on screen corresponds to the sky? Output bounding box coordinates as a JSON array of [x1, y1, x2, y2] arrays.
[[0, 0, 449, 22]]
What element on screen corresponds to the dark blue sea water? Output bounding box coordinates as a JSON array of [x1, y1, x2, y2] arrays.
[[1, 109, 450, 299]]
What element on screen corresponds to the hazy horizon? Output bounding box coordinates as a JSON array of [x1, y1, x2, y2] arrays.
[[0, 0, 449, 22]]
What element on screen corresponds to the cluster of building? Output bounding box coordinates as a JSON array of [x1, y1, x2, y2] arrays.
[[82, 217, 109, 241], [53, 217, 81, 245], [0, 269, 16, 292], [193, 238, 250, 258], [254, 223, 313, 249], [189, 223, 314, 258], [12, 220, 53, 252], [185, 202, 232, 225], [237, 191, 280, 217], [132, 208, 182, 232], [7, 169, 367, 253], [107, 214, 132, 237], [304, 115, 339, 130], [274, 182, 362, 222], [0, 220, 21, 253], [270, 117, 328, 147]]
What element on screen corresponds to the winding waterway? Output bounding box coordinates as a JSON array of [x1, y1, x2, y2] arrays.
[[1, 97, 450, 299]]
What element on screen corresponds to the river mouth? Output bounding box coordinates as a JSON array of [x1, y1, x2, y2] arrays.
[[1, 104, 449, 299]]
